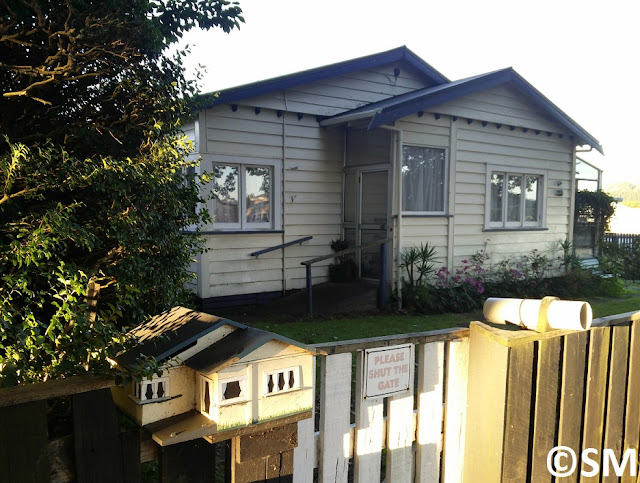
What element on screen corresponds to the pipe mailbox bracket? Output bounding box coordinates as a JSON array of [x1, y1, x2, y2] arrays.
[[483, 296, 593, 333]]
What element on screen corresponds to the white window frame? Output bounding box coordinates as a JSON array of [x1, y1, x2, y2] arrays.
[[485, 165, 547, 229], [201, 155, 282, 231], [401, 145, 448, 215], [218, 374, 249, 406], [130, 376, 170, 405], [263, 366, 301, 397]]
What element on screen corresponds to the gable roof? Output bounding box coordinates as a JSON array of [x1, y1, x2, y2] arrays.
[[114, 306, 320, 370], [184, 326, 319, 374], [320, 68, 603, 154], [202, 46, 449, 109], [114, 306, 244, 368]]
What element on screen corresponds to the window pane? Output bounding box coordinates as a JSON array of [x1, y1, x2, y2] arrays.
[[525, 176, 539, 222], [212, 165, 239, 223], [245, 167, 271, 224], [507, 175, 522, 222], [577, 179, 598, 192], [402, 146, 445, 212], [361, 171, 387, 224], [344, 172, 356, 223], [490, 173, 504, 222], [575, 159, 600, 180]]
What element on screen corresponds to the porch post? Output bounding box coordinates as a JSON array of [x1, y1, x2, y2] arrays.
[[305, 264, 313, 316], [379, 241, 387, 309]]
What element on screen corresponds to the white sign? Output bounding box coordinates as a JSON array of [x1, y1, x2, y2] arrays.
[[363, 343, 414, 400]]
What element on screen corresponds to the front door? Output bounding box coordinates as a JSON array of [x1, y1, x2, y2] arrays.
[[343, 168, 390, 279]]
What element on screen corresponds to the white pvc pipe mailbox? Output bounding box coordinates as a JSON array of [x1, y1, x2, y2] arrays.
[[483, 297, 592, 332]]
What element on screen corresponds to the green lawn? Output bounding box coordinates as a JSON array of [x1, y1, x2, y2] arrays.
[[252, 284, 640, 344]]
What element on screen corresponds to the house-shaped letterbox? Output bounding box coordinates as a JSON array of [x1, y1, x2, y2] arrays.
[[111, 307, 320, 446]]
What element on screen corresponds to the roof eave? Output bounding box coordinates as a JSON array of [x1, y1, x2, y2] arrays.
[[368, 69, 513, 129], [507, 73, 604, 154], [364, 69, 603, 154]]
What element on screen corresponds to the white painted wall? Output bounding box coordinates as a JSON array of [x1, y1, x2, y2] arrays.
[[193, 70, 578, 301], [196, 61, 433, 300]]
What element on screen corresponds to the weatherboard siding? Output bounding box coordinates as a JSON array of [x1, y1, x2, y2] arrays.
[[190, 64, 582, 302], [231, 62, 434, 117], [392, 110, 573, 271], [433, 84, 568, 134], [199, 105, 342, 298], [451, 120, 573, 265]]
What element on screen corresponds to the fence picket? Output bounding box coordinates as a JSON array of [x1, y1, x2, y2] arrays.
[[501, 343, 534, 482], [386, 387, 415, 483], [353, 351, 384, 483], [415, 341, 444, 483], [604, 232, 640, 250], [557, 332, 588, 483], [530, 337, 562, 482], [580, 328, 611, 483], [318, 352, 352, 483], [622, 321, 640, 483], [443, 338, 469, 483], [602, 324, 630, 483], [293, 356, 316, 483]]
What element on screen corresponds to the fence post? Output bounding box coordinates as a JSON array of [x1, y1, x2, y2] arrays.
[[318, 353, 352, 483]]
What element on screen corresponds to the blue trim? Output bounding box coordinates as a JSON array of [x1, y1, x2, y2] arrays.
[[202, 46, 449, 109]]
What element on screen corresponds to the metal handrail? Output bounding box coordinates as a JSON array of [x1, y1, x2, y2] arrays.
[[300, 238, 391, 316], [249, 236, 313, 257], [300, 237, 391, 266]]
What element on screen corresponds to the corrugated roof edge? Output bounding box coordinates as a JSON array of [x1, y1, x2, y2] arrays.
[[198, 46, 450, 109]]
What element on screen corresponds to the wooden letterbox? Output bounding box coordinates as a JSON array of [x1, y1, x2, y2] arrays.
[[111, 307, 320, 446]]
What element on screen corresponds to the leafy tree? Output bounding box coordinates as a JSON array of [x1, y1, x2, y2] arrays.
[[574, 189, 617, 256], [0, 0, 243, 385]]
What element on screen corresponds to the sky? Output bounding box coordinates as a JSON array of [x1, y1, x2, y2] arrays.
[[178, 0, 639, 187]]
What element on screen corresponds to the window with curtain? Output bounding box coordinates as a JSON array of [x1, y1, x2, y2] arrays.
[[402, 146, 447, 213]]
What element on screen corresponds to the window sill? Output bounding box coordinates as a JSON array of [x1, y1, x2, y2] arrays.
[[394, 214, 453, 218], [128, 394, 180, 405], [187, 230, 284, 235], [483, 227, 548, 232]]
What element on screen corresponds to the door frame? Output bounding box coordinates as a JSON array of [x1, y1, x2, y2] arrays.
[[343, 164, 392, 279]]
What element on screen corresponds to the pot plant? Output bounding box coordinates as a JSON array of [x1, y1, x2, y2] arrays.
[[328, 238, 357, 282]]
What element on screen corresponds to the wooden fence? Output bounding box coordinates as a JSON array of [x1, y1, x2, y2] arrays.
[[295, 328, 470, 483], [604, 232, 640, 250], [2, 311, 640, 482], [464, 312, 640, 482]]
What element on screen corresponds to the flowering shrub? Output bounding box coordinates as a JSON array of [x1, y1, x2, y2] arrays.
[[428, 253, 488, 312], [400, 243, 622, 314]]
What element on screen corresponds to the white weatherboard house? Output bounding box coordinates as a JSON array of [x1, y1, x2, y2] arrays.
[[111, 307, 318, 445], [184, 46, 603, 310]]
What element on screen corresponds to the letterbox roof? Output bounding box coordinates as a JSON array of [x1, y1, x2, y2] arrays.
[[114, 306, 321, 370], [184, 326, 319, 374]]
